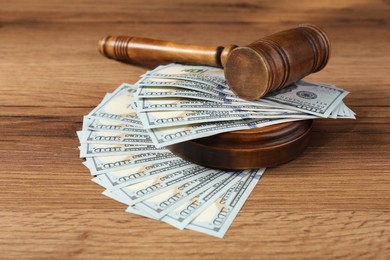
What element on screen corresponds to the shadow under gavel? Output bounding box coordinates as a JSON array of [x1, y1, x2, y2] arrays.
[[98, 24, 330, 100]]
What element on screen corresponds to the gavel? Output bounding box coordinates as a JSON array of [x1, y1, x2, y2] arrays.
[[98, 24, 330, 100]]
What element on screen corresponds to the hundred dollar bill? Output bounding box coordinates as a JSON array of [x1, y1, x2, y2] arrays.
[[136, 98, 290, 113], [134, 170, 234, 219], [328, 102, 342, 119], [88, 83, 142, 126], [144, 66, 354, 117], [140, 66, 352, 117], [77, 130, 153, 145], [92, 159, 192, 190], [337, 102, 356, 119], [112, 164, 207, 205], [135, 84, 277, 109], [135, 85, 231, 103], [186, 168, 263, 238], [137, 98, 355, 119], [83, 116, 147, 135], [136, 84, 271, 107], [144, 63, 227, 88], [102, 189, 131, 205], [329, 101, 355, 119], [146, 117, 300, 148], [137, 77, 234, 96], [84, 151, 177, 175], [162, 170, 252, 229], [262, 80, 349, 118], [126, 205, 157, 219], [138, 109, 314, 129], [136, 80, 349, 119], [79, 143, 165, 157]]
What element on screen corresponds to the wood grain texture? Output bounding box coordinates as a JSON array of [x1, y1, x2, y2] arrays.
[[0, 0, 389, 259]]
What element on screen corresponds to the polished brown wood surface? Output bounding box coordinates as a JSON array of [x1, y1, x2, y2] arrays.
[[0, 0, 389, 259], [99, 24, 330, 100]]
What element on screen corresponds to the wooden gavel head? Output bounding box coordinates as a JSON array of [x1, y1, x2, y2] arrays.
[[99, 24, 330, 100]]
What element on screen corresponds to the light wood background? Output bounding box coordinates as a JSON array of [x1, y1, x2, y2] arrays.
[[0, 0, 389, 259]]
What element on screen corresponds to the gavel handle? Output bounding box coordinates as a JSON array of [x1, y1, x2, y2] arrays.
[[98, 36, 237, 67]]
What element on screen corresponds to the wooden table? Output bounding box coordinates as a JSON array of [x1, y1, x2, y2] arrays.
[[1, 0, 389, 258]]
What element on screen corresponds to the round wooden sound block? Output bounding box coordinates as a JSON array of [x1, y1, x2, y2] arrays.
[[167, 120, 313, 170]]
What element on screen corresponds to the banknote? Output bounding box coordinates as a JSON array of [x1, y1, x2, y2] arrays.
[[162, 170, 253, 229], [262, 80, 349, 118], [137, 76, 234, 96], [136, 98, 290, 113], [92, 159, 192, 190], [146, 117, 299, 148], [135, 85, 230, 103], [83, 116, 147, 134], [77, 130, 153, 145], [135, 83, 272, 106], [84, 151, 177, 175], [186, 168, 263, 238], [137, 96, 353, 120], [136, 80, 349, 118], [102, 189, 130, 205], [328, 102, 342, 119], [138, 69, 351, 118], [126, 205, 157, 219], [144, 63, 227, 88], [79, 143, 165, 157], [138, 109, 314, 129], [88, 83, 142, 126], [112, 164, 207, 205], [134, 170, 235, 219], [337, 102, 356, 119]]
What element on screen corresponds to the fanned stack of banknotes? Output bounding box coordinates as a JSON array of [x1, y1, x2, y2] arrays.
[[77, 64, 355, 238]]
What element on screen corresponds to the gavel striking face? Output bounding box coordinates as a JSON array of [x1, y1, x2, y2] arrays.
[[98, 24, 330, 100]]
